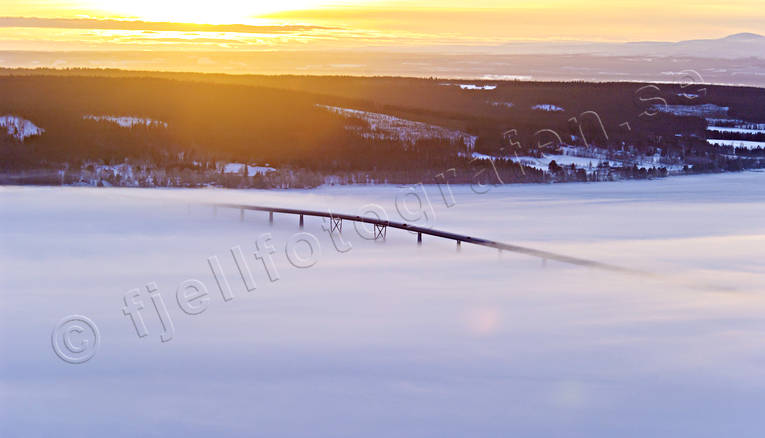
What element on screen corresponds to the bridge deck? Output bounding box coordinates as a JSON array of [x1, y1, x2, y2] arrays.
[[213, 203, 646, 276]]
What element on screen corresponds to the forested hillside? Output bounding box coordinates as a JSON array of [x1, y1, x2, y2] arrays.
[[1, 70, 763, 187]]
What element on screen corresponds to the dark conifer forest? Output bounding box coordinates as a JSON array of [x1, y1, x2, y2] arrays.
[[1, 69, 763, 187]]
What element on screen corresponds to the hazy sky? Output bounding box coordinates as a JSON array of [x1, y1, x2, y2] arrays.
[[1, 0, 764, 51]]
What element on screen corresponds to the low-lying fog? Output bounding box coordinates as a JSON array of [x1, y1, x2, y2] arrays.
[[2, 172, 765, 437]]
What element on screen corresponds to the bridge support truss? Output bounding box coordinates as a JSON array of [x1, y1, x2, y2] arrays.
[[374, 223, 387, 240], [330, 217, 343, 233]]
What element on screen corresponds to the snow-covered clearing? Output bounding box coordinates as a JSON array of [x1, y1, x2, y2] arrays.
[[532, 104, 564, 112], [510, 151, 683, 172], [706, 119, 765, 130], [83, 115, 168, 128], [655, 104, 729, 117], [706, 119, 765, 151], [707, 126, 765, 135], [512, 154, 599, 170], [707, 139, 765, 149], [441, 83, 497, 90], [317, 105, 477, 150], [222, 163, 276, 175], [0, 115, 44, 140]]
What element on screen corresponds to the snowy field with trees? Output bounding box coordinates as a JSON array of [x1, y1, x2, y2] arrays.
[[2, 172, 765, 436]]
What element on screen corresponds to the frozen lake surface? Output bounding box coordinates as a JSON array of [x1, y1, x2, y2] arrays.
[[2, 172, 765, 437]]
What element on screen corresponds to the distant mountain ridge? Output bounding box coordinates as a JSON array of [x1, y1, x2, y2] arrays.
[[1, 33, 764, 86], [492, 33, 765, 59], [720, 33, 765, 40], [624, 33, 765, 57]]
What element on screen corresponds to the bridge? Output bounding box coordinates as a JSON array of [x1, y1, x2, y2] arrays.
[[211, 202, 647, 276]]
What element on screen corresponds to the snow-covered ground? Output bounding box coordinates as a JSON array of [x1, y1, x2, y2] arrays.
[[512, 154, 599, 170], [655, 104, 729, 117], [222, 163, 276, 175], [511, 152, 683, 172], [707, 139, 765, 149], [318, 105, 477, 151], [441, 83, 497, 90], [0, 115, 44, 140], [706, 119, 765, 130], [83, 115, 169, 128], [3, 172, 765, 437], [532, 104, 564, 112], [706, 119, 765, 150], [707, 126, 765, 135], [83, 162, 135, 181]]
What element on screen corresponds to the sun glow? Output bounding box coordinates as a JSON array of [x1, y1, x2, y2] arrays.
[[77, 0, 335, 24], [1, 0, 762, 53]]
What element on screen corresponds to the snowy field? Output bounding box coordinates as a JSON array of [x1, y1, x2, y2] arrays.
[[83, 115, 169, 129], [510, 153, 684, 172], [317, 105, 477, 150], [707, 138, 765, 149], [707, 126, 765, 135], [2, 172, 765, 437], [0, 115, 44, 140]]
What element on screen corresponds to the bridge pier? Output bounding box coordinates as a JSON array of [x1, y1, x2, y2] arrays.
[[299, 214, 304, 228], [457, 240, 461, 251], [417, 232, 422, 245], [269, 211, 273, 224], [240, 208, 244, 222]]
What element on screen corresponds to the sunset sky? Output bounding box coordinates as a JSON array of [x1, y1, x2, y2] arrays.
[[1, 0, 764, 51]]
